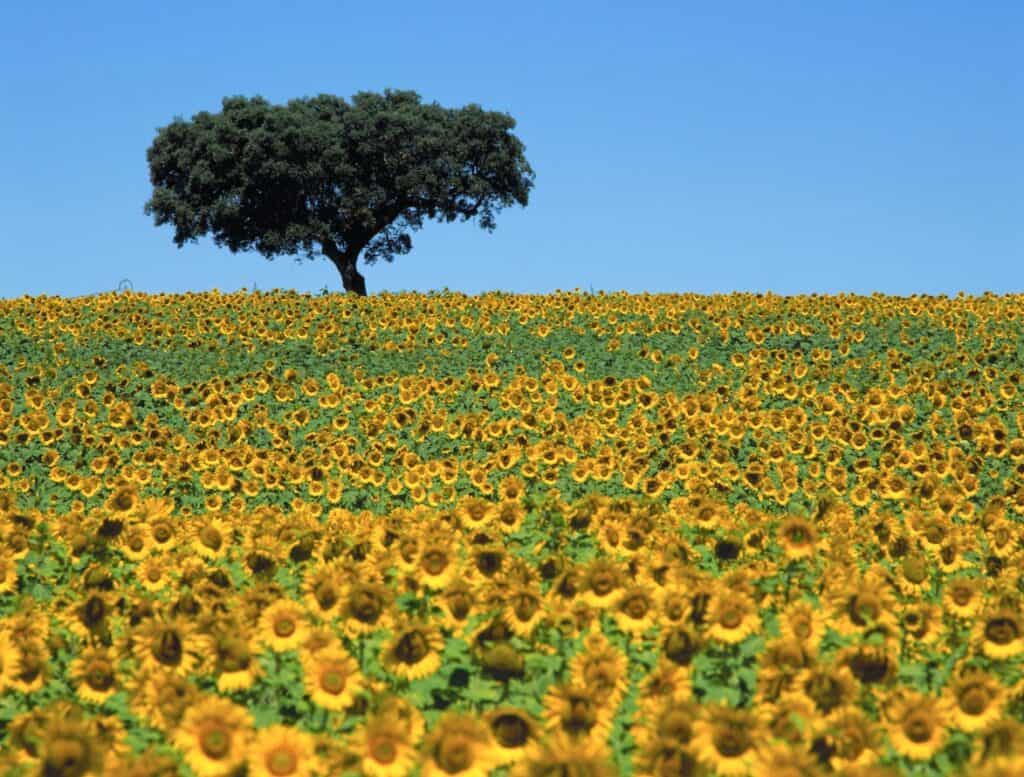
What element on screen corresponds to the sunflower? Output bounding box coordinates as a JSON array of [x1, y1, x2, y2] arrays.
[[345, 712, 420, 777], [943, 665, 1008, 732], [115, 524, 153, 562], [189, 514, 234, 561], [420, 712, 500, 777], [68, 644, 120, 705], [892, 552, 934, 597], [437, 577, 481, 635], [759, 694, 820, 749], [882, 690, 948, 761], [897, 601, 944, 649], [656, 583, 693, 627], [973, 606, 1024, 660], [569, 632, 631, 709], [337, 580, 394, 639], [777, 515, 822, 561], [631, 696, 701, 753], [543, 682, 615, 745], [943, 574, 986, 619], [660, 623, 704, 671], [301, 560, 347, 621], [7, 637, 48, 694], [380, 621, 445, 682], [753, 742, 825, 777], [301, 646, 365, 712], [0, 629, 22, 693], [499, 581, 547, 638], [705, 589, 761, 645], [127, 667, 201, 732], [825, 568, 899, 638], [484, 706, 541, 767], [416, 532, 461, 591], [611, 584, 660, 637], [247, 724, 320, 777], [581, 557, 627, 610], [787, 663, 859, 719], [129, 613, 212, 677], [823, 708, 885, 772], [836, 643, 897, 687], [258, 599, 311, 653], [35, 713, 108, 777], [778, 601, 827, 651], [509, 730, 615, 777], [755, 637, 813, 704], [173, 694, 253, 777], [212, 628, 264, 693], [691, 702, 763, 777], [636, 661, 695, 721], [136, 554, 175, 593]]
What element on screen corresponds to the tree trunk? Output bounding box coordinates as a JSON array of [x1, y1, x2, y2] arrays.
[[320, 238, 367, 296]]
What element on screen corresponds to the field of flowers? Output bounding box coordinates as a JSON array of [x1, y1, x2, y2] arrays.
[[0, 287, 1022, 776]]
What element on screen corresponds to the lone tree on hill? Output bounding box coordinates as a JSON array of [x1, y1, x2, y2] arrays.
[[143, 89, 535, 295]]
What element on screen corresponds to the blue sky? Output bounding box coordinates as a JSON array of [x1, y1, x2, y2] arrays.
[[2, 1, 1020, 299]]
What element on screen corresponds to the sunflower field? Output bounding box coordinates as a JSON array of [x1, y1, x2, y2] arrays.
[[0, 288, 1023, 777]]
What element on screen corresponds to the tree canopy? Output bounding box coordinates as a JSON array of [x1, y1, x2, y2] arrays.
[[143, 89, 535, 295]]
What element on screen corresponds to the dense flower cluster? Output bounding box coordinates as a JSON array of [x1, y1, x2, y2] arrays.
[[0, 289, 1022, 775]]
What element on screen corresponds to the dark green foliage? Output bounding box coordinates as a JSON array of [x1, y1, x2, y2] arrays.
[[143, 89, 536, 294]]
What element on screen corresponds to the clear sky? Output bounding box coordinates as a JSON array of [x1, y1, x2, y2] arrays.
[[2, 1, 1020, 300]]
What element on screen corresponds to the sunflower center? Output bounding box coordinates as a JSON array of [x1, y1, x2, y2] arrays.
[[621, 595, 649, 619], [87, 666, 114, 691], [592, 573, 615, 596], [786, 528, 807, 544], [321, 668, 346, 694], [985, 617, 1019, 645], [514, 595, 540, 621], [902, 557, 928, 584], [154, 631, 182, 665], [200, 727, 231, 759], [129, 537, 145, 552], [449, 594, 471, 620], [351, 590, 383, 623], [369, 737, 397, 764], [807, 675, 842, 713], [147, 567, 162, 582], [793, 619, 811, 639], [274, 618, 296, 638], [960, 686, 990, 716], [422, 551, 449, 576], [438, 737, 473, 771], [720, 609, 742, 629], [154, 525, 171, 543], [492, 714, 530, 747], [951, 586, 973, 606], [200, 526, 222, 550], [395, 632, 429, 664], [713, 728, 750, 758], [315, 582, 338, 610], [904, 716, 933, 743], [267, 748, 298, 776], [46, 737, 86, 772]]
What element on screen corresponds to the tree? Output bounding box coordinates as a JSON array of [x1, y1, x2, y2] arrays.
[[143, 89, 536, 295]]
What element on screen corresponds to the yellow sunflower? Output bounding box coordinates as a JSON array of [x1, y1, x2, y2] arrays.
[[943, 665, 1008, 732], [345, 712, 419, 777], [704, 589, 761, 645], [691, 702, 763, 777], [753, 741, 825, 777], [68, 644, 120, 705], [825, 568, 899, 637], [581, 557, 627, 610], [0, 550, 20, 595], [823, 707, 885, 772], [882, 689, 948, 762], [129, 613, 212, 677], [301, 560, 347, 621], [258, 599, 311, 653], [189, 514, 234, 561], [509, 730, 615, 777], [501, 582, 547, 638], [973, 606, 1024, 660], [213, 630, 264, 693], [569, 632, 631, 709], [542, 683, 615, 745], [380, 622, 445, 682], [483, 706, 542, 767], [301, 647, 365, 712], [943, 574, 986, 619], [8, 637, 49, 693], [337, 580, 394, 639], [172, 694, 254, 777], [611, 584, 660, 637], [0, 629, 22, 693], [419, 712, 500, 777], [897, 602, 944, 648], [787, 663, 859, 719], [247, 724, 321, 777], [416, 532, 460, 591], [776, 515, 822, 561], [778, 601, 827, 651]]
